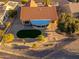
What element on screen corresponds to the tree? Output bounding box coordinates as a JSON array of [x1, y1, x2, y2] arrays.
[[1, 33, 14, 47], [58, 13, 68, 32], [8, 10, 17, 19], [58, 13, 79, 34], [21, 0, 29, 4], [74, 19, 79, 32], [2, 33, 14, 43], [37, 35, 45, 42], [30, 0, 38, 7], [42, 0, 52, 6]]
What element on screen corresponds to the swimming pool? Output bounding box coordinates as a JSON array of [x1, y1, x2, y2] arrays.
[[17, 29, 41, 38], [31, 19, 50, 26]]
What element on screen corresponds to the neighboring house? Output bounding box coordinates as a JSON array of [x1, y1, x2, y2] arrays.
[[64, 2, 79, 18], [0, 6, 5, 25], [0, 1, 19, 25], [4, 1, 19, 20], [0, 0, 8, 3], [4, 1, 19, 10]]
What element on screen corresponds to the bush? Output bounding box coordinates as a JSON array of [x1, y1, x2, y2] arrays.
[[42, 0, 51, 6], [32, 43, 37, 48], [37, 35, 45, 42]]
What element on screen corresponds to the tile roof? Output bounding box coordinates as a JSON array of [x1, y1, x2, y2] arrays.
[[20, 6, 58, 21], [66, 3, 79, 13]]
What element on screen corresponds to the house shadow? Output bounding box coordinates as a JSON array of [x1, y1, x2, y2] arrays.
[[24, 47, 55, 57]]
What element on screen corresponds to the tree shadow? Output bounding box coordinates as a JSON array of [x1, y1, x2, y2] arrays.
[[24, 48, 54, 57], [12, 44, 30, 49], [25, 38, 38, 43], [24, 37, 78, 58], [54, 37, 77, 49], [50, 49, 79, 59]]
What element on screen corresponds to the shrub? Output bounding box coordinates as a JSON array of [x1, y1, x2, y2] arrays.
[[37, 35, 45, 42], [32, 43, 37, 48]]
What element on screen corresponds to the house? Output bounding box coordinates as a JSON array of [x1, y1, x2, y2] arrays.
[[20, 0, 58, 21], [0, 1, 19, 25], [20, 6, 58, 22], [64, 2, 79, 18], [20, 6, 58, 30]]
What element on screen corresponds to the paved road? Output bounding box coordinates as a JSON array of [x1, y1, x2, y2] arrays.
[[0, 52, 32, 59]]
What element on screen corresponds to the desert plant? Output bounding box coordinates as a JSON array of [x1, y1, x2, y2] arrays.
[[37, 35, 45, 42]]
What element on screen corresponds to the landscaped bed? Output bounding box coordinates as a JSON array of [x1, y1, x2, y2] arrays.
[[16, 29, 41, 38]]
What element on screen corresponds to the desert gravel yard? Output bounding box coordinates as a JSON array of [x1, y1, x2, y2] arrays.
[[64, 39, 79, 53]]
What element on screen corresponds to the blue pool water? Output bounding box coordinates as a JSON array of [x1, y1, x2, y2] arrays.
[[31, 19, 50, 26]]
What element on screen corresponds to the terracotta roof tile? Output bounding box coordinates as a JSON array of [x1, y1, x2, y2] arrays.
[[20, 6, 58, 21], [67, 3, 79, 13]]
